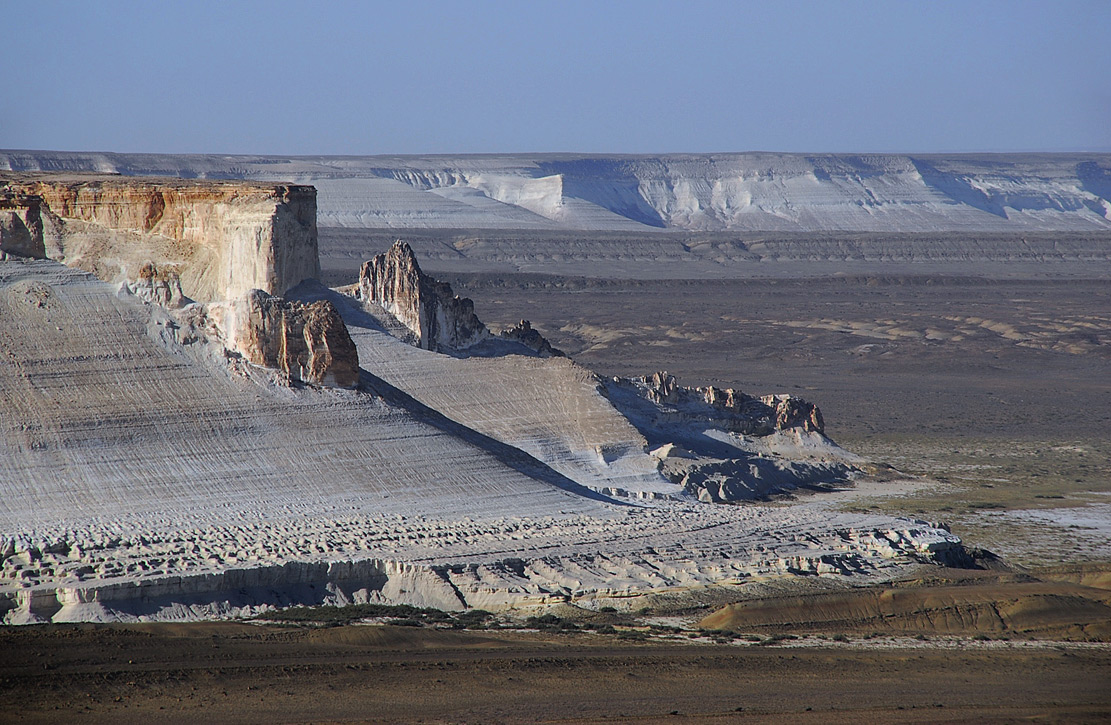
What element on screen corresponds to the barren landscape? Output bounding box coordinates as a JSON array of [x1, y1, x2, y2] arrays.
[[2, 151, 1110, 722]]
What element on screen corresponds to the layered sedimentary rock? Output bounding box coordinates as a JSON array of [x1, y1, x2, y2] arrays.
[[332, 247, 855, 504], [358, 240, 489, 351], [213, 289, 359, 388], [0, 173, 319, 301], [0, 175, 971, 623], [0, 258, 964, 623]]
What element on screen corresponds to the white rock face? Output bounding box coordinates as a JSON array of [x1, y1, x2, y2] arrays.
[[3, 150, 1109, 232]]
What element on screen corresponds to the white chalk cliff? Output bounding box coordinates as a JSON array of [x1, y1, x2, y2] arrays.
[[3, 150, 1110, 232]]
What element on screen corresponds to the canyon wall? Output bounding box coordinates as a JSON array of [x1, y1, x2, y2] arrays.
[[0, 173, 320, 301]]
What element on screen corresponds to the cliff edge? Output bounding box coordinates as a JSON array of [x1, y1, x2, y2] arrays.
[[0, 173, 319, 301]]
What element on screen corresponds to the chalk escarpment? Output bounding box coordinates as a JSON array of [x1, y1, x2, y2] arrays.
[[0, 174, 966, 623], [4, 150, 1110, 232], [0, 173, 320, 301]]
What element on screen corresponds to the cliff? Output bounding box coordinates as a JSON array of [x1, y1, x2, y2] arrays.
[[0, 173, 320, 301], [3, 150, 1110, 232]]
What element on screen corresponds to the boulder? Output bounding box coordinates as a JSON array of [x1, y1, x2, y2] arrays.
[[0, 191, 46, 259]]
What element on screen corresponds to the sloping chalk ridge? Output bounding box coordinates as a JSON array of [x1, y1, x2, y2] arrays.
[[1, 174, 964, 623]]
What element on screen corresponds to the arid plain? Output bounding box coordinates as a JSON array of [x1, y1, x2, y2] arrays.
[[8, 228, 1105, 723], [3, 152, 1111, 722]]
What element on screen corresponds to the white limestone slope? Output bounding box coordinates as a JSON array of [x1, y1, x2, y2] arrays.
[[3, 150, 1110, 232], [1, 258, 964, 622], [295, 282, 668, 495]]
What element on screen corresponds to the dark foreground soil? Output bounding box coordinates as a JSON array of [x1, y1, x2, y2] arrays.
[[2, 622, 1110, 724]]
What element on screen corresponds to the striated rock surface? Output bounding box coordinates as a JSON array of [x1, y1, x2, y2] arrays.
[[345, 245, 850, 504], [214, 289, 359, 388], [498, 319, 565, 358], [358, 240, 489, 351], [0, 173, 319, 301]]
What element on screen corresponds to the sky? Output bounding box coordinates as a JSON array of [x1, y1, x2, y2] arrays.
[[2, 0, 1108, 155]]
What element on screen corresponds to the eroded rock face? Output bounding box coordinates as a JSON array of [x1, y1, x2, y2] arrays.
[[218, 290, 359, 388], [635, 371, 824, 435], [760, 394, 825, 434], [498, 320, 564, 358], [125, 262, 187, 309], [0, 191, 46, 259], [358, 241, 488, 351], [603, 371, 851, 503], [0, 173, 319, 302]]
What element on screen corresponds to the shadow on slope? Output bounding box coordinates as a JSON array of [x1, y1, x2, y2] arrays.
[[357, 366, 624, 506], [288, 281, 623, 506]]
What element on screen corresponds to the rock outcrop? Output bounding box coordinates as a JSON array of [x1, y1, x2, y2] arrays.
[[0, 173, 319, 301], [124, 261, 187, 308], [601, 371, 849, 503], [760, 393, 825, 434], [358, 241, 489, 351], [0, 190, 45, 259], [215, 290, 359, 388], [636, 371, 824, 435], [498, 319, 564, 357]]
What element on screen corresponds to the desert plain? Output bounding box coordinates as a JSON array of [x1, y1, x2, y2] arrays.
[[2, 151, 1110, 722]]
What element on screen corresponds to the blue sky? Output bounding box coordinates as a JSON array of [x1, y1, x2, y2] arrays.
[[3, 0, 1107, 154]]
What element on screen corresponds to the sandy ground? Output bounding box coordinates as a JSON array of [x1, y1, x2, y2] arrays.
[[2, 622, 1109, 724]]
